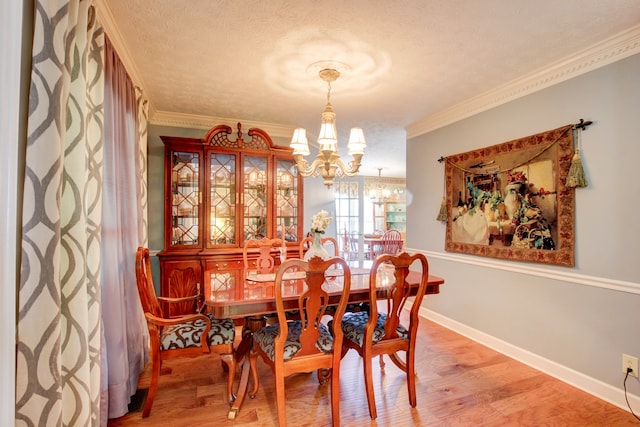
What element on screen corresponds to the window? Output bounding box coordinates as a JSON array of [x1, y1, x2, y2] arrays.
[[334, 181, 359, 258]]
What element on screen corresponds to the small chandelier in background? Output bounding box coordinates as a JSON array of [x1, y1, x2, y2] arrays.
[[370, 168, 391, 206], [289, 68, 366, 188]]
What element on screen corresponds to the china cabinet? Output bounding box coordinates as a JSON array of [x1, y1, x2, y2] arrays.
[[158, 123, 303, 313], [384, 200, 406, 233]]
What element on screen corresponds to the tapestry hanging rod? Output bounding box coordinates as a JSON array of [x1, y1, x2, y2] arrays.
[[437, 118, 594, 163]]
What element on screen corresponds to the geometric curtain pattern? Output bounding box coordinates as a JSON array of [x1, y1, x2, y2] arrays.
[[136, 86, 149, 247], [17, 1, 105, 425]]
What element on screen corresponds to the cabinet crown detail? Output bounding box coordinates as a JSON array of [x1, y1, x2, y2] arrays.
[[204, 122, 291, 152]]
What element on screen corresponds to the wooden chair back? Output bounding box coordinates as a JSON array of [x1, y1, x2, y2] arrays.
[[298, 236, 339, 258], [135, 246, 164, 320], [167, 267, 201, 316], [342, 251, 429, 419], [369, 251, 428, 343], [250, 256, 352, 426], [243, 237, 286, 274]]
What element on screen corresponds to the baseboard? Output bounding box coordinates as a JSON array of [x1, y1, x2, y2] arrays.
[[415, 305, 640, 414]]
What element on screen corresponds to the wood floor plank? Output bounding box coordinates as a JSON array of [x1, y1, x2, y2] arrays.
[[108, 319, 639, 426]]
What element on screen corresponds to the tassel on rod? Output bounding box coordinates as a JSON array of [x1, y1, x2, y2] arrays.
[[566, 119, 590, 188]]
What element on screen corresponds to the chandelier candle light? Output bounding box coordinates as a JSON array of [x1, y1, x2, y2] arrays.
[[370, 168, 391, 206], [290, 68, 366, 188]]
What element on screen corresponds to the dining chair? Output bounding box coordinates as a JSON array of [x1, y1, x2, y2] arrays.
[[340, 230, 358, 261], [298, 235, 339, 258], [339, 252, 429, 420], [374, 229, 403, 257], [134, 247, 237, 417], [243, 237, 287, 276], [248, 257, 352, 427]]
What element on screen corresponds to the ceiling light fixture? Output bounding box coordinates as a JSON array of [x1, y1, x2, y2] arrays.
[[289, 68, 366, 188], [370, 168, 391, 206]]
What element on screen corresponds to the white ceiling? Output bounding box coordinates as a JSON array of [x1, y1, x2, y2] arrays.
[[100, 0, 640, 178]]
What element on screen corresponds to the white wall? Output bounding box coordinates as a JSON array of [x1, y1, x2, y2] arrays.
[[1, 1, 24, 426], [407, 53, 640, 409]]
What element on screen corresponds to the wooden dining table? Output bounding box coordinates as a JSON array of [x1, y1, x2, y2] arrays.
[[203, 264, 444, 419]]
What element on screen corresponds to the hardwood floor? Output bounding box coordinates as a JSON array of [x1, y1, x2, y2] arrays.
[[108, 317, 638, 426]]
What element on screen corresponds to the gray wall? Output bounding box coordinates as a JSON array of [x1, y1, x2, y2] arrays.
[[407, 53, 640, 401]]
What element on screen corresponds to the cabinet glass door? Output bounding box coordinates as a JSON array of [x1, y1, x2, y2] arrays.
[[275, 158, 298, 242], [209, 153, 236, 246], [243, 155, 268, 240], [171, 151, 200, 246]]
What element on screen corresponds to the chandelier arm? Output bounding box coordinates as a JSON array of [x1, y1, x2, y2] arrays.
[[295, 153, 362, 177], [328, 155, 362, 177], [294, 154, 333, 177]]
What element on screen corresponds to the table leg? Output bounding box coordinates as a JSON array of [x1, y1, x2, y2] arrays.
[[228, 315, 266, 420]]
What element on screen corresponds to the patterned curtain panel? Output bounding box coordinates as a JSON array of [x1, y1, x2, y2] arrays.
[[17, 1, 105, 426], [100, 35, 148, 420], [136, 87, 149, 247]]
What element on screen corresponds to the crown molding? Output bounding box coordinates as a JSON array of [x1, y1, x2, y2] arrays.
[[150, 110, 296, 139], [97, 2, 640, 141], [406, 24, 640, 139], [95, 0, 150, 100]]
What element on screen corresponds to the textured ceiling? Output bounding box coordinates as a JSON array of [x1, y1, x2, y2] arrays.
[[102, 0, 640, 178]]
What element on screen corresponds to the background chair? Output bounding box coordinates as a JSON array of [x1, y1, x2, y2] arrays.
[[373, 229, 403, 257], [341, 230, 359, 261], [339, 252, 429, 420], [248, 257, 352, 427], [243, 237, 286, 276], [298, 235, 339, 258], [135, 247, 236, 417]]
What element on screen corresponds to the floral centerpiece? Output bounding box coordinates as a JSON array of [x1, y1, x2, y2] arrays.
[[310, 209, 332, 235], [305, 210, 332, 260]]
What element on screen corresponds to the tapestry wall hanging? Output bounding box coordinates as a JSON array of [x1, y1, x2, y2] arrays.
[[443, 124, 576, 266]]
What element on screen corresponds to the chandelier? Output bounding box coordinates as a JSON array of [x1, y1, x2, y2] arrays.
[[289, 68, 366, 188], [369, 168, 391, 206]]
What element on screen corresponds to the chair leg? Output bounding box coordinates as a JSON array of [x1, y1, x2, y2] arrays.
[[406, 348, 417, 407], [274, 371, 287, 427], [143, 345, 161, 418], [248, 348, 260, 398], [363, 356, 377, 420], [220, 353, 237, 403], [330, 365, 341, 427], [317, 368, 331, 384]]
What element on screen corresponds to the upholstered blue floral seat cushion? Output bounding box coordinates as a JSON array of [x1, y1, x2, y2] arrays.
[[253, 320, 334, 361], [340, 311, 408, 347], [160, 315, 235, 350]]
